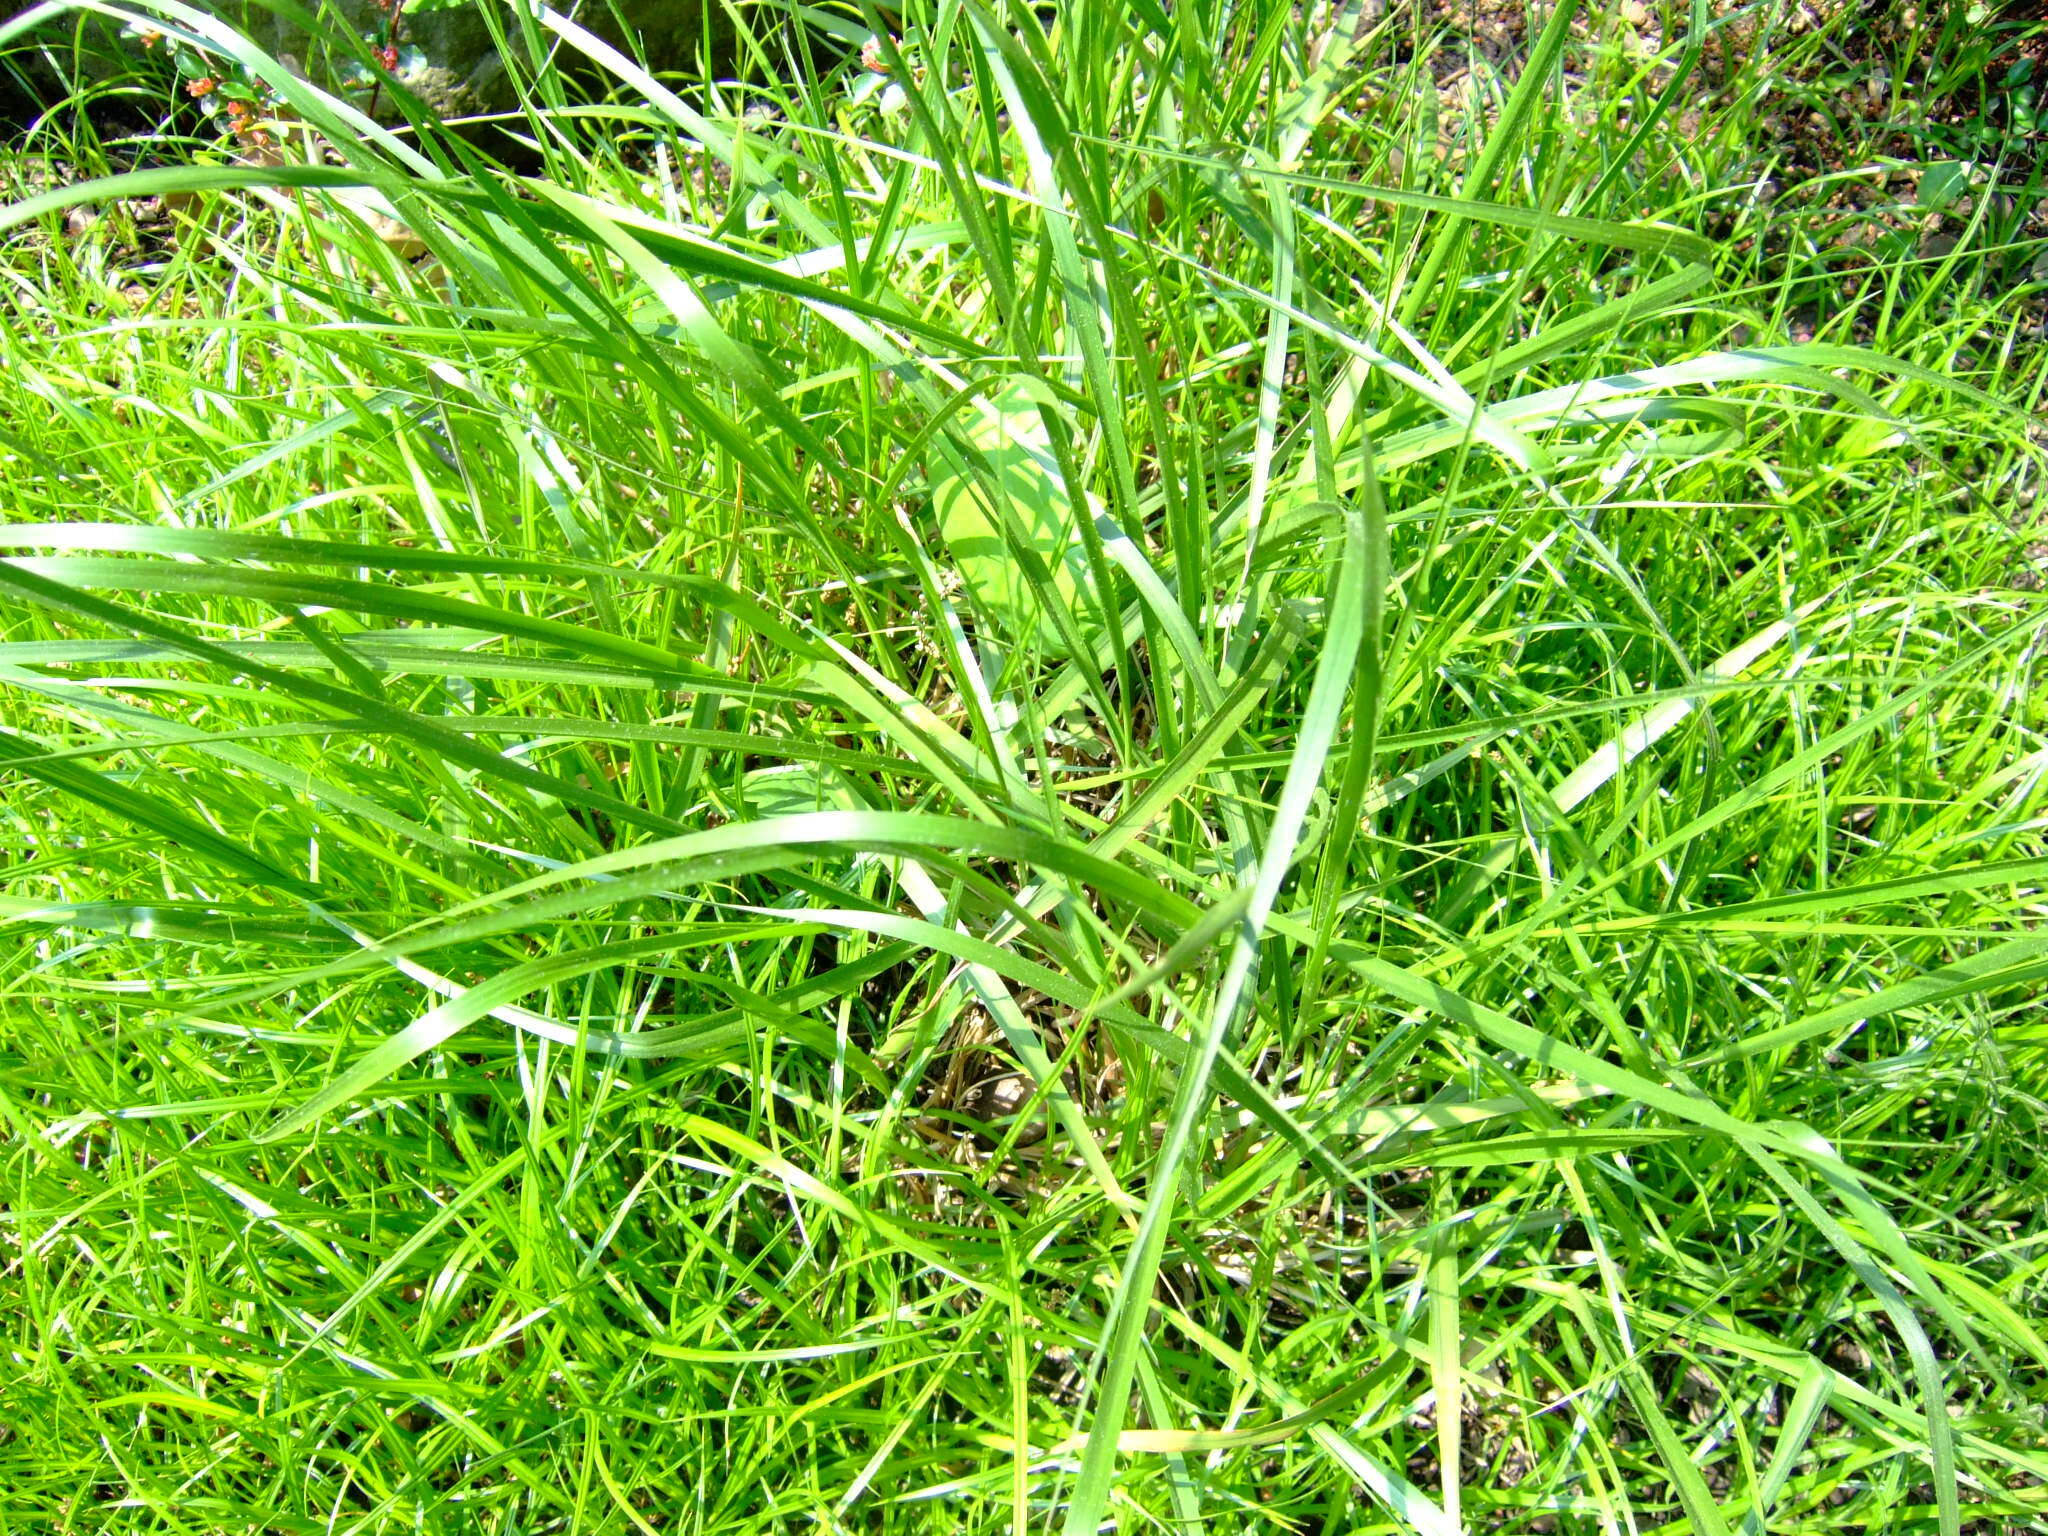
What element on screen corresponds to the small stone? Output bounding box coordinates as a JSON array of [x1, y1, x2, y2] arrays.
[[233, 141, 288, 171], [364, 210, 428, 260]]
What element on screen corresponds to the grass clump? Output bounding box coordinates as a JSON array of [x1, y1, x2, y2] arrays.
[[1, 0, 2046, 1530]]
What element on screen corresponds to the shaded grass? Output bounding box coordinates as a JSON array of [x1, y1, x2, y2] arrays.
[[1, 0, 2046, 1531]]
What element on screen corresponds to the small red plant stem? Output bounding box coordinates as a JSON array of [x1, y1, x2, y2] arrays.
[[364, 0, 408, 122]]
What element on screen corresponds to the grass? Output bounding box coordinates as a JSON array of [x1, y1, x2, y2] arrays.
[[1, 0, 2046, 1530]]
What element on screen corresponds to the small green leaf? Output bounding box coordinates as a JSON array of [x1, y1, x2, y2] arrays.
[[1914, 159, 1973, 210], [929, 377, 1097, 657], [722, 763, 869, 822]]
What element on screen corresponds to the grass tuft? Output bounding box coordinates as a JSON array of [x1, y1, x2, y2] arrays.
[[3, 0, 2046, 1530]]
